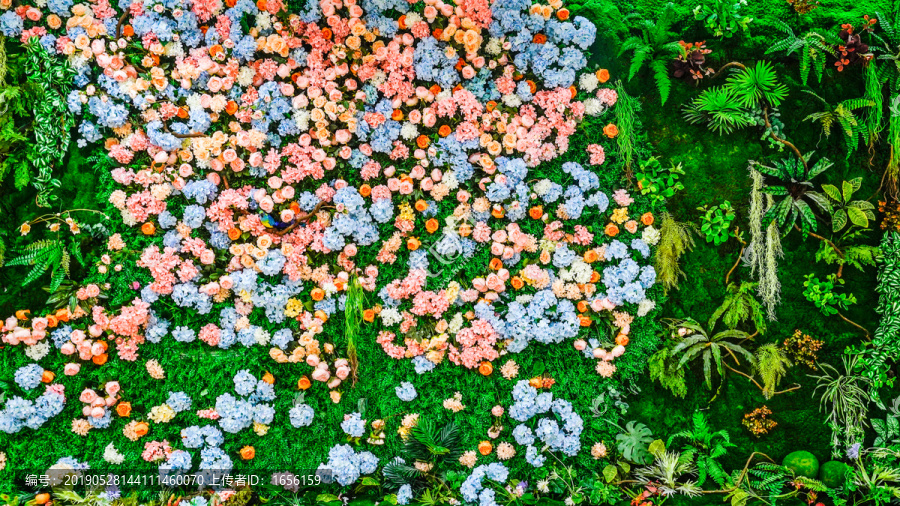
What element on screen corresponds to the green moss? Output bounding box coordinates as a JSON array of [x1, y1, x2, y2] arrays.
[[782, 450, 820, 479], [819, 460, 851, 488]]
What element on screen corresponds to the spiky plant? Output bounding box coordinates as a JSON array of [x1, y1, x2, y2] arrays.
[[669, 318, 754, 389], [725, 60, 789, 109], [708, 282, 767, 335], [683, 86, 752, 135], [618, 3, 682, 105], [383, 419, 464, 487], [634, 450, 702, 497], [654, 213, 696, 293], [752, 155, 833, 233], [812, 356, 873, 457], [752, 344, 792, 399]]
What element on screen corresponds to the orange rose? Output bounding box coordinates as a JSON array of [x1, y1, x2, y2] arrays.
[[429, 84, 441, 95], [590, 271, 601, 283], [426, 218, 439, 233], [123, 25, 135, 37], [569, 86, 577, 99], [491, 206, 505, 219], [298, 376, 312, 390], [576, 301, 589, 313], [532, 34, 547, 44], [416, 135, 430, 149], [478, 441, 493, 455], [438, 125, 452, 137], [363, 309, 376, 322], [15, 309, 29, 320], [407, 238, 421, 251], [314, 310, 329, 323], [616, 334, 630, 346], [603, 123, 619, 138], [579, 315, 592, 327], [134, 421, 149, 437], [596, 68, 610, 83], [486, 101, 497, 112], [391, 109, 404, 121], [415, 200, 428, 212], [641, 212, 655, 226], [321, 27, 332, 39], [46, 315, 58, 328], [488, 258, 503, 271], [398, 14, 407, 29], [625, 220, 639, 234], [34, 494, 50, 505], [141, 222, 156, 235], [605, 223, 619, 236], [117, 402, 132, 417], [511, 276, 524, 290], [228, 228, 242, 240], [55, 308, 70, 322], [311, 288, 325, 301], [583, 250, 599, 263], [240, 446, 255, 460], [556, 8, 570, 20], [41, 370, 55, 383], [529, 377, 543, 388], [479, 361, 493, 376], [92, 354, 108, 365], [526, 80, 537, 94], [359, 184, 372, 197], [262, 372, 275, 384], [225, 100, 238, 114]]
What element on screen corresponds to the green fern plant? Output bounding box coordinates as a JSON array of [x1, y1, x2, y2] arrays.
[[803, 92, 874, 156], [667, 413, 734, 487], [648, 346, 687, 398], [752, 344, 792, 399], [5, 238, 70, 289], [618, 3, 683, 105], [654, 213, 697, 293], [766, 20, 837, 86], [821, 178, 876, 232], [708, 282, 767, 335]]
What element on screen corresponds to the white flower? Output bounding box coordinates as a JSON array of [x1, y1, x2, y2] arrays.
[[237, 67, 256, 87], [579, 73, 599, 93], [104, 443, 125, 465], [381, 308, 403, 327], [583, 98, 604, 116], [405, 12, 421, 25], [534, 180, 552, 196], [25, 341, 50, 361], [501, 94, 522, 108], [565, 497, 574, 506], [485, 38, 502, 55], [515, 294, 534, 305], [443, 171, 459, 190], [400, 122, 418, 141], [255, 12, 272, 30], [537, 480, 550, 493], [642, 226, 661, 246], [637, 298, 657, 317]]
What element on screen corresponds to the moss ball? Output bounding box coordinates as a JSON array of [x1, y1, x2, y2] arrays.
[[819, 461, 851, 488], [782, 450, 820, 479]]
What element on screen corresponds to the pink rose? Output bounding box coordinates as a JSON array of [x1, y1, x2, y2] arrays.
[[80, 389, 98, 404], [105, 381, 121, 397], [61, 342, 76, 355], [64, 363, 81, 376], [574, 340, 587, 351]]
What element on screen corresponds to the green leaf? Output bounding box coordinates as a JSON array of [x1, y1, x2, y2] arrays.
[[602, 465, 618, 483], [821, 184, 841, 203], [832, 209, 848, 233], [847, 206, 870, 228], [648, 439, 666, 457]]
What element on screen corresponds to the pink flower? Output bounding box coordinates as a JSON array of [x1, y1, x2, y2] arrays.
[[80, 389, 99, 404], [64, 363, 81, 376]]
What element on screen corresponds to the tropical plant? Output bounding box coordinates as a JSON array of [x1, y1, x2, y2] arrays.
[[752, 155, 833, 234], [668, 318, 754, 389], [683, 86, 752, 134], [752, 344, 791, 399], [855, 231, 900, 390], [725, 61, 789, 109], [648, 346, 687, 398], [802, 92, 875, 156], [616, 421, 654, 464], [633, 450, 702, 497], [814, 229, 881, 275], [635, 156, 685, 204], [766, 21, 836, 85], [4, 238, 79, 290], [747, 168, 783, 321], [812, 356, 874, 457], [383, 418, 463, 487], [692, 0, 752, 39], [873, 396, 900, 448], [654, 213, 696, 292], [614, 80, 641, 173], [697, 201, 735, 246], [802, 273, 857, 316], [821, 178, 876, 232], [618, 3, 682, 105], [667, 413, 734, 487], [708, 282, 767, 335]]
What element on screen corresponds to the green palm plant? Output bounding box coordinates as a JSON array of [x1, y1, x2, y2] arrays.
[[821, 178, 876, 232], [382, 418, 464, 487], [683, 86, 751, 134], [725, 60, 789, 109], [751, 155, 833, 233], [669, 318, 755, 389], [618, 3, 682, 105], [802, 91, 875, 155]]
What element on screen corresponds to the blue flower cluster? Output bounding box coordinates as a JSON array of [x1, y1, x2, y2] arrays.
[[318, 444, 378, 486], [0, 389, 66, 433], [14, 364, 44, 390], [499, 292, 579, 353], [214, 371, 275, 433], [341, 412, 366, 438], [508, 381, 583, 466], [289, 404, 315, 428], [166, 392, 192, 413], [460, 463, 509, 504], [394, 382, 417, 402]]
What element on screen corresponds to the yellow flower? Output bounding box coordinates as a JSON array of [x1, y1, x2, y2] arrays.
[[610, 207, 629, 224], [19, 223, 31, 236]]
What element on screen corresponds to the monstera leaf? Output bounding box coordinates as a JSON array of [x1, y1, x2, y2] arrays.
[[616, 421, 654, 464]]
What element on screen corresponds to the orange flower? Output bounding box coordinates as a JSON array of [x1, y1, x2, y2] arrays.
[[491, 206, 505, 219], [486, 101, 497, 112], [359, 184, 372, 197], [34, 494, 50, 505], [240, 446, 255, 460], [262, 372, 275, 384], [141, 222, 156, 235], [604, 223, 619, 236], [641, 212, 655, 226], [583, 250, 599, 263], [314, 310, 329, 323], [225, 100, 238, 114], [479, 361, 493, 376], [46, 315, 58, 328], [577, 301, 589, 313], [488, 257, 503, 271], [529, 377, 543, 388], [478, 441, 493, 455], [311, 288, 325, 301], [15, 309, 30, 320], [228, 228, 242, 240], [438, 125, 452, 137], [526, 80, 537, 94], [603, 123, 619, 138], [532, 33, 547, 44], [416, 135, 430, 148], [123, 25, 134, 37], [511, 276, 524, 290], [459, 223, 473, 237], [432, 28, 443, 39], [363, 309, 376, 322], [398, 14, 407, 29], [92, 353, 109, 365], [529, 206, 544, 219], [391, 109, 404, 121], [556, 8, 570, 20], [590, 271, 601, 283], [134, 421, 149, 437], [177, 107, 189, 119], [426, 218, 439, 233], [569, 85, 577, 99], [117, 402, 132, 417], [55, 308, 70, 322], [578, 315, 592, 327], [407, 237, 421, 250], [415, 199, 428, 212], [616, 334, 630, 346], [321, 27, 332, 39], [298, 376, 312, 390], [596, 68, 610, 83], [429, 84, 441, 95]]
